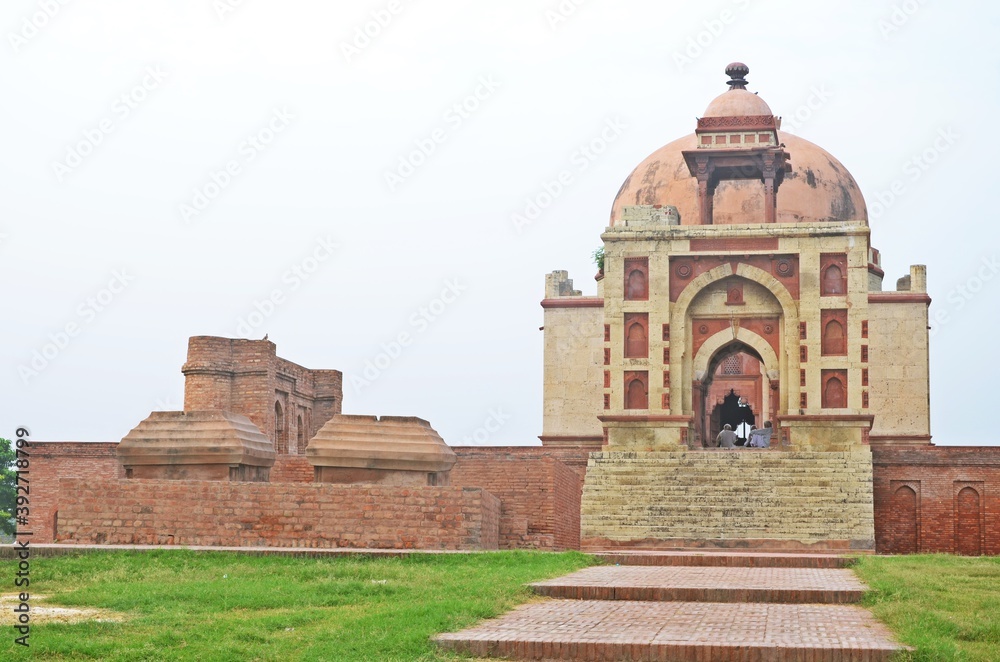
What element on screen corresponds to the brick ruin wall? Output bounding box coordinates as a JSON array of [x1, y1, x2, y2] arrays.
[[27, 441, 1000, 555], [182, 336, 343, 454], [450, 449, 584, 550], [872, 446, 1000, 555], [31, 442, 123, 543], [55, 479, 499, 551], [270, 455, 314, 483]]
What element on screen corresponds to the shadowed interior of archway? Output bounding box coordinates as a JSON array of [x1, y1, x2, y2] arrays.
[[701, 342, 764, 446]]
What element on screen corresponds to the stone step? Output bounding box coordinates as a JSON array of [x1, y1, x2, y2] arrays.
[[435, 599, 907, 662], [591, 551, 857, 568], [528, 566, 866, 604], [581, 528, 869, 539]]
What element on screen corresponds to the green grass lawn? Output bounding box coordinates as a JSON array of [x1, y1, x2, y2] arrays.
[[2, 550, 596, 661], [7, 549, 999, 661], [853, 554, 1000, 661]]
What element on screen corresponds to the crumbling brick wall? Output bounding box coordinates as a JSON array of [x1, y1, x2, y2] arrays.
[[450, 449, 583, 550], [30, 442, 122, 543], [56, 479, 500, 550]]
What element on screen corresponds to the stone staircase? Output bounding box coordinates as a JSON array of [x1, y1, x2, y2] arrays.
[[435, 551, 909, 661], [581, 450, 875, 551]]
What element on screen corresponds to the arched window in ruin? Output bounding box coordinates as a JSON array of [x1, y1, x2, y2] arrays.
[[823, 376, 845, 408], [625, 378, 647, 410], [274, 401, 286, 454], [297, 414, 305, 454], [625, 320, 648, 358], [822, 319, 846, 356], [822, 264, 845, 295], [956, 487, 982, 556]]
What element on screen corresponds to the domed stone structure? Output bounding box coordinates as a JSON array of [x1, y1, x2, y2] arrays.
[[610, 132, 868, 226], [540, 62, 932, 552], [610, 64, 867, 226]]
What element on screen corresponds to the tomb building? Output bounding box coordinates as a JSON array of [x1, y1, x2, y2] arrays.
[[542, 63, 931, 550]]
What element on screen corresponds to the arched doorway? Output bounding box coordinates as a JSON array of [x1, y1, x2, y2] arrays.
[[677, 266, 792, 445], [709, 389, 756, 445], [699, 341, 764, 446], [274, 401, 286, 454]]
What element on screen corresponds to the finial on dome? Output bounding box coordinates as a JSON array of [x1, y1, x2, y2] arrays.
[[725, 62, 749, 91]]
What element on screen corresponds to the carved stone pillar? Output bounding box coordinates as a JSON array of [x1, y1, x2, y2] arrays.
[[694, 156, 715, 225], [762, 153, 778, 224]]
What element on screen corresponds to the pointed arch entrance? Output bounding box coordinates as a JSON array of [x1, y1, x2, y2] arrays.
[[672, 262, 795, 447], [693, 330, 780, 447]]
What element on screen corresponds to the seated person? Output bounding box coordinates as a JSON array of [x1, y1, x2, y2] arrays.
[[716, 424, 738, 449], [747, 421, 773, 448]]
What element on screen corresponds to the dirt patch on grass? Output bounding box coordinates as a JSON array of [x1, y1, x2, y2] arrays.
[[0, 594, 126, 625]]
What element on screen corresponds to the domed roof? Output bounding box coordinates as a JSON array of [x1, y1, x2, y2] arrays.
[[610, 131, 867, 226], [609, 63, 867, 226], [703, 88, 774, 118]]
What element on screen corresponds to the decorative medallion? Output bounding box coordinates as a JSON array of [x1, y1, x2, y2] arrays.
[[776, 259, 794, 277], [763, 324, 774, 334], [676, 263, 692, 278], [698, 324, 709, 334]]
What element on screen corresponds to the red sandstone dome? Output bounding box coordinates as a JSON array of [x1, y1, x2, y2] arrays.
[[610, 65, 868, 226]]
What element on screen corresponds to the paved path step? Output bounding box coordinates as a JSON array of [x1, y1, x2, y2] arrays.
[[593, 550, 857, 568], [435, 599, 907, 662], [529, 566, 866, 604]]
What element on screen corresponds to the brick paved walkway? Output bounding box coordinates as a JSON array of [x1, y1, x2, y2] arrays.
[[436, 553, 909, 661], [435, 599, 904, 661], [530, 566, 866, 603]]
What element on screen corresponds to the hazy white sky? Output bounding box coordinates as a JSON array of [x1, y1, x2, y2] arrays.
[[2, 0, 998, 446]]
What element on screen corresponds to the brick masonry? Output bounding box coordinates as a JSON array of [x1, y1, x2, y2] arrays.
[[181, 336, 343, 455], [270, 455, 315, 483], [872, 446, 1000, 555], [450, 450, 582, 550], [26, 440, 1000, 555], [30, 442, 123, 543], [54, 478, 500, 550]]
